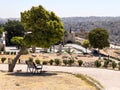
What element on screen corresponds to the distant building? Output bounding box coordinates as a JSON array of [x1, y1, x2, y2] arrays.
[[63, 27, 75, 44], [63, 28, 88, 44]]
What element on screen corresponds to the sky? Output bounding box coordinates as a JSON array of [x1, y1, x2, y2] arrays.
[[0, 0, 120, 18]]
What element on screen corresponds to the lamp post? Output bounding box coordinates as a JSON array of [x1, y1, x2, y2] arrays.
[[2, 31, 6, 52]]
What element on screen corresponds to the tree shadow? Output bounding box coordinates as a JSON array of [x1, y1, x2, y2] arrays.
[[6, 71, 58, 77]]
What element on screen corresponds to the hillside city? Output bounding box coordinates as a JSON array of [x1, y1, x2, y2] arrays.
[[0, 2, 120, 90]]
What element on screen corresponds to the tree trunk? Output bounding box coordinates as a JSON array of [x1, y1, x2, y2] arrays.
[[8, 47, 26, 72], [53, 45, 55, 53], [32, 46, 36, 53], [98, 49, 101, 60], [44, 48, 48, 53], [59, 44, 62, 54], [86, 48, 87, 53]]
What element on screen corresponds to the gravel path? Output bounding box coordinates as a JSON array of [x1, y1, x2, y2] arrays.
[[0, 64, 120, 90]]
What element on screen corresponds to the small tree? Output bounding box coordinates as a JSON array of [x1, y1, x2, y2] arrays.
[[88, 28, 109, 59], [35, 59, 40, 64], [68, 59, 74, 66], [78, 60, 83, 66], [112, 61, 117, 69], [103, 60, 109, 68], [28, 57, 33, 62], [94, 60, 101, 68], [42, 61, 48, 65], [54, 59, 60, 65], [49, 59, 54, 65], [63, 60, 68, 66], [1, 57, 6, 63]]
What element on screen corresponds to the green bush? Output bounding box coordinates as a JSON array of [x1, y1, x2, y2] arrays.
[[11, 52, 14, 55], [35, 59, 40, 64], [78, 60, 83, 66], [1, 57, 6, 63], [49, 59, 54, 65], [103, 60, 109, 68], [13, 52, 16, 55], [94, 60, 101, 68], [54, 59, 60, 65], [112, 61, 117, 69], [28, 57, 33, 62], [6, 52, 10, 55], [42, 61, 48, 65], [63, 60, 68, 66], [68, 59, 74, 66]]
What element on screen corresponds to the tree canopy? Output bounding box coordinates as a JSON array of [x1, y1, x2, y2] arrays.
[[0, 27, 4, 35], [88, 28, 109, 49], [4, 20, 25, 46], [9, 5, 64, 72], [21, 5, 64, 48]]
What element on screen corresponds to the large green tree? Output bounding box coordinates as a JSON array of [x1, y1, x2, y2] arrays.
[[88, 28, 109, 54], [4, 20, 25, 46], [9, 5, 64, 72]]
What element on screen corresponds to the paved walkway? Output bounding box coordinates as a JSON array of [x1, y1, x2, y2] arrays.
[[0, 64, 120, 90]]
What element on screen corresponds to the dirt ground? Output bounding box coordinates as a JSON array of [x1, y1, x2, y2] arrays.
[[0, 71, 97, 90], [0, 53, 98, 64]]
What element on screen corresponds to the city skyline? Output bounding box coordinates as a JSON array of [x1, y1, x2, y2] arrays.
[[0, 0, 120, 18]]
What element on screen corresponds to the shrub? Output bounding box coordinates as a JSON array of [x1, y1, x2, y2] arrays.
[[42, 61, 48, 65], [112, 61, 117, 69], [94, 60, 101, 68], [13, 52, 16, 55], [49, 59, 54, 65], [11, 52, 14, 55], [54, 59, 60, 65], [63, 60, 68, 66], [118, 62, 120, 66], [103, 60, 109, 68], [118, 62, 120, 70], [4, 51, 9, 55], [1, 57, 6, 63], [78, 60, 83, 66], [35, 59, 40, 64], [28, 57, 33, 62], [68, 59, 74, 66]]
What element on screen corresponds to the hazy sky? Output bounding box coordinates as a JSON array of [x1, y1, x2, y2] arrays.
[[0, 0, 120, 18]]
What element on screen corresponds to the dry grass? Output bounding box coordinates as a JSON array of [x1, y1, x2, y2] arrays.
[[0, 53, 98, 64], [0, 71, 97, 90]]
